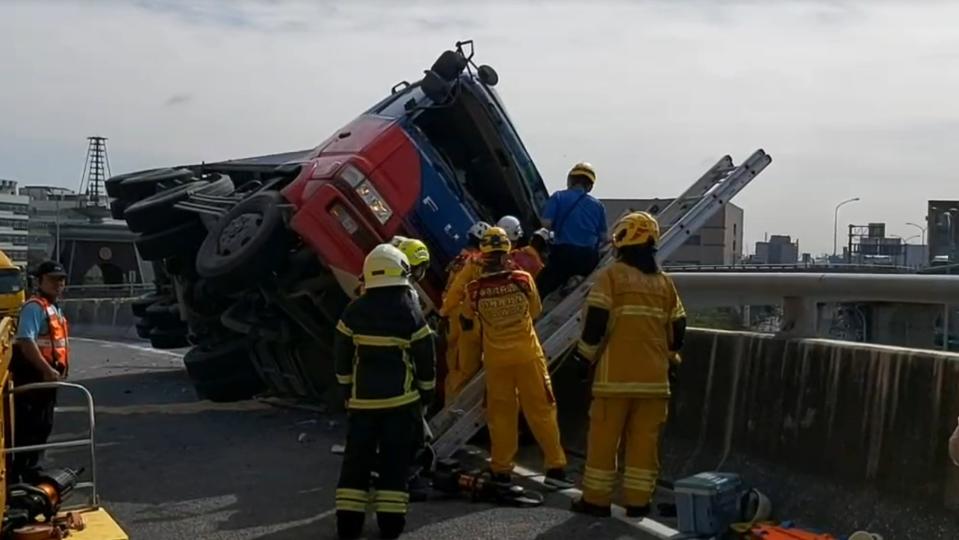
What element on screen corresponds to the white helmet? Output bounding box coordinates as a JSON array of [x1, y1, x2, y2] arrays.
[[468, 221, 491, 241], [389, 235, 409, 248], [363, 244, 411, 289], [496, 215, 523, 242]]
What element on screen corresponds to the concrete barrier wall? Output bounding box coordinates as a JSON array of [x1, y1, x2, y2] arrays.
[[670, 330, 959, 492], [61, 298, 140, 341], [552, 329, 959, 536]]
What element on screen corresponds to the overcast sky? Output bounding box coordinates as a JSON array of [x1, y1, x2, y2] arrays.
[[2, 0, 956, 253]]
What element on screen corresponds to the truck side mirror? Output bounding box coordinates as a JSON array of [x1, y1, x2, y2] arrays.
[[422, 70, 452, 103]]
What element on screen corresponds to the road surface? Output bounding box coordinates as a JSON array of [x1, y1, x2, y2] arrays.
[[43, 338, 658, 540]]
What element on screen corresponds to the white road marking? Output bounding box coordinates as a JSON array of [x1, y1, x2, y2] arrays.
[[511, 463, 680, 539]]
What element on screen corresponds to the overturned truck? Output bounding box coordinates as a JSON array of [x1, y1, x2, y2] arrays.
[[111, 42, 769, 425], [112, 42, 553, 403]]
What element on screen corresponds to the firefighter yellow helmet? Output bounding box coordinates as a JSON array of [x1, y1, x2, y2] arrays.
[[363, 244, 411, 289], [611, 212, 660, 248], [396, 238, 430, 267], [396, 238, 430, 281], [568, 162, 597, 185], [479, 226, 511, 254]]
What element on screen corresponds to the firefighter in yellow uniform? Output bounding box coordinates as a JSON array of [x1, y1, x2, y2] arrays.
[[439, 222, 489, 404], [463, 227, 573, 489], [571, 212, 687, 518]]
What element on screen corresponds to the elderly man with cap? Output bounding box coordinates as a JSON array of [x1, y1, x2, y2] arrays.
[[10, 260, 70, 481]]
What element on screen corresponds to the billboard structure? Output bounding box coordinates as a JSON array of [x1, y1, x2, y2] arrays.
[[928, 201, 959, 264]]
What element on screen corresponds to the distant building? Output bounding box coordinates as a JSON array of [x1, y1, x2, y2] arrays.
[[601, 199, 743, 265], [928, 201, 959, 264], [20, 186, 91, 269], [847, 222, 906, 266], [753, 235, 799, 265], [0, 180, 30, 267]]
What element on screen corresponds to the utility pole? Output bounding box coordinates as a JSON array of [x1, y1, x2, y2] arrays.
[[833, 197, 861, 259]]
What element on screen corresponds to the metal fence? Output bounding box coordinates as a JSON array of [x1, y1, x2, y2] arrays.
[[63, 283, 154, 299]]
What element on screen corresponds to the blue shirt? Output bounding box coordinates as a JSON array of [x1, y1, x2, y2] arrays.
[[16, 300, 64, 341], [543, 188, 607, 249]]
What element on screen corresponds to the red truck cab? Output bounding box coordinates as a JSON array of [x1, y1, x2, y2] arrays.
[[280, 44, 551, 308]]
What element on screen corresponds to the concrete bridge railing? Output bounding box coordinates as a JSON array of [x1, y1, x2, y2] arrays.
[[61, 297, 139, 340], [552, 328, 959, 537]]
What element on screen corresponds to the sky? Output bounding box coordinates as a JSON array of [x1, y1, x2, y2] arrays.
[[1, 0, 957, 254]]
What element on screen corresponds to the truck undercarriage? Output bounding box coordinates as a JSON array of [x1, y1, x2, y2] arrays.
[[111, 42, 550, 405]]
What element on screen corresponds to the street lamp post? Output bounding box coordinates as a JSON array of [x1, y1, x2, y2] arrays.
[[833, 197, 861, 259], [905, 222, 927, 246]]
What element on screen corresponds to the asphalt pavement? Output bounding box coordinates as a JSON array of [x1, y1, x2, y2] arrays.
[[42, 338, 657, 540]]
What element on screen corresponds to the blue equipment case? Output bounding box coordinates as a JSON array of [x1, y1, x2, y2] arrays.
[[673, 472, 743, 537]]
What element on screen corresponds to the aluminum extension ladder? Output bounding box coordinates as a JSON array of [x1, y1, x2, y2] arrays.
[[427, 149, 772, 460]]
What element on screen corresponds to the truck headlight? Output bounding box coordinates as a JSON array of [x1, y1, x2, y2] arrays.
[[340, 164, 393, 225]]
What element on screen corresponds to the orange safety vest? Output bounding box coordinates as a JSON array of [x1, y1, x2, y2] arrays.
[[24, 295, 69, 371], [508, 246, 544, 278]]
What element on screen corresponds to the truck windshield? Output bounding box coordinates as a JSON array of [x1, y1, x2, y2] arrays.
[[0, 270, 23, 294]]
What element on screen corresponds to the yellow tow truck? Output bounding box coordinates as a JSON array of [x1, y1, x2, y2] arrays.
[[0, 254, 127, 539]]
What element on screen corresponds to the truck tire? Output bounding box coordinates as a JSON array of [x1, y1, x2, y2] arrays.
[[135, 220, 207, 262], [105, 168, 161, 199], [195, 191, 289, 288], [135, 318, 153, 339], [124, 174, 234, 234], [144, 300, 182, 330], [131, 292, 164, 318], [109, 199, 128, 220], [149, 327, 190, 349], [117, 168, 195, 203]]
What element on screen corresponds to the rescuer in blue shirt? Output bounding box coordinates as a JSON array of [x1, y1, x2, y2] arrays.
[[537, 162, 608, 299]]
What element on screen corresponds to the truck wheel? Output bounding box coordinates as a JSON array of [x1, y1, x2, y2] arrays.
[[144, 300, 183, 330], [131, 292, 164, 318], [109, 199, 128, 220], [124, 174, 234, 234], [135, 221, 206, 262], [135, 318, 153, 339], [195, 191, 289, 288], [105, 168, 161, 199], [117, 168, 195, 203], [149, 327, 190, 349]]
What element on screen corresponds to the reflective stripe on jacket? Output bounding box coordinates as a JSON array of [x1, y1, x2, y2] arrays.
[[334, 287, 436, 410], [577, 262, 684, 397], [24, 295, 69, 370]]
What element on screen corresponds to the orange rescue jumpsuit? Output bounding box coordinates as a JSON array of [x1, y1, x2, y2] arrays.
[[508, 246, 544, 278], [576, 262, 685, 507], [464, 269, 567, 475], [439, 250, 481, 403]]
